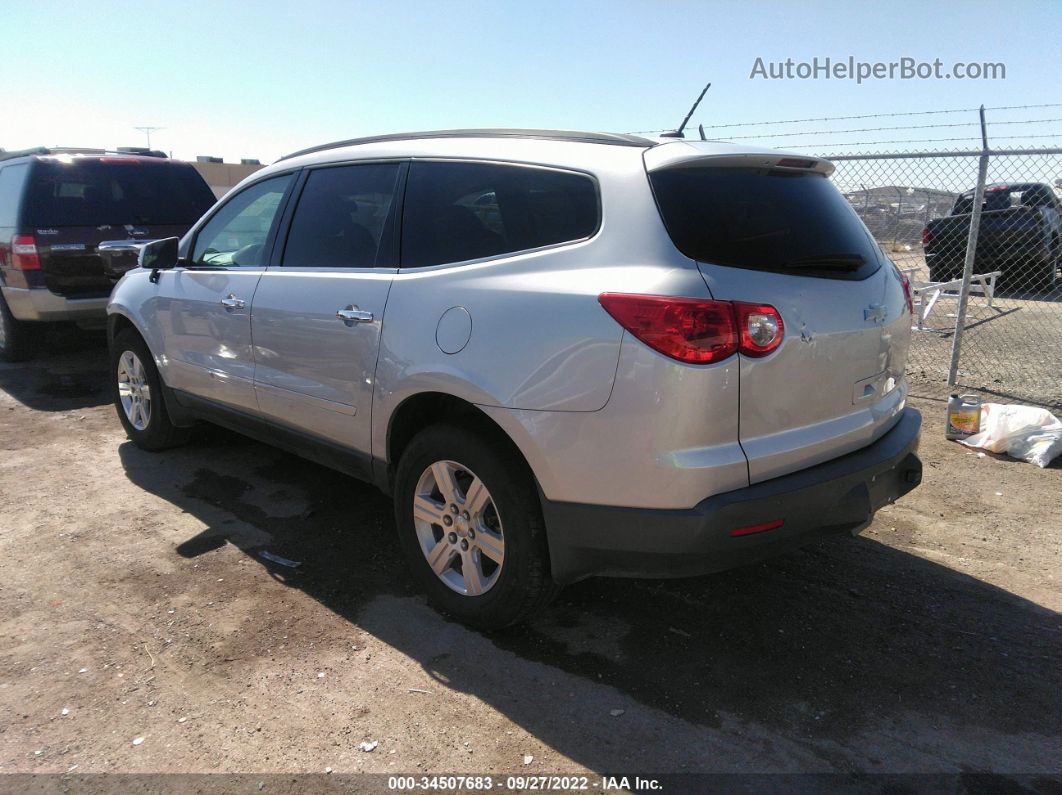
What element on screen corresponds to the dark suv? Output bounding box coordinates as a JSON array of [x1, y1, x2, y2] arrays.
[[0, 148, 216, 360]]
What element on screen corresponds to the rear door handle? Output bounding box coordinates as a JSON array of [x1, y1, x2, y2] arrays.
[[336, 305, 374, 326], [220, 294, 245, 311]]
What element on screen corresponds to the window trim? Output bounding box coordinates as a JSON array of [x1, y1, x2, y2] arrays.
[[396, 157, 603, 272], [272, 158, 409, 273], [183, 170, 300, 270]]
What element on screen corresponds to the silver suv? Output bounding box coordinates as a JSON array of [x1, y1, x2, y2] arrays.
[[106, 129, 922, 629]]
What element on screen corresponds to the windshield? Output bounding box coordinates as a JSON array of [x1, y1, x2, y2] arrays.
[[649, 167, 882, 279], [24, 159, 216, 227]]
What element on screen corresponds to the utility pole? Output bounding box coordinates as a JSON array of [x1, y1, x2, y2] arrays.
[[133, 126, 164, 149]]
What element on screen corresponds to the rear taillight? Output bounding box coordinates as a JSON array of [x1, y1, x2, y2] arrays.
[[921, 226, 930, 248], [598, 294, 784, 364], [733, 303, 784, 358], [11, 235, 40, 271], [899, 271, 914, 314], [598, 293, 737, 364]]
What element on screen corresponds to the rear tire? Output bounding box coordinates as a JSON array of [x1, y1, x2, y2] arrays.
[[0, 291, 34, 362], [393, 423, 559, 630], [110, 328, 190, 450], [927, 263, 957, 284], [1019, 256, 1057, 293]]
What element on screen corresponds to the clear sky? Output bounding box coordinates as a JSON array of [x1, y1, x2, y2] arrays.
[[4, 0, 1060, 163]]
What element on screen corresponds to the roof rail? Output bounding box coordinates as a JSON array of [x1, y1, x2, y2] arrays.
[[0, 146, 167, 163], [280, 128, 654, 161], [0, 147, 51, 162]]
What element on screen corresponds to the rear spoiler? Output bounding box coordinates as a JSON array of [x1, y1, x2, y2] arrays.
[[644, 142, 834, 176]]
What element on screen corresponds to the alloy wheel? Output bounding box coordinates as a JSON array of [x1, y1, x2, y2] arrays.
[[117, 350, 152, 431], [412, 460, 505, 596]]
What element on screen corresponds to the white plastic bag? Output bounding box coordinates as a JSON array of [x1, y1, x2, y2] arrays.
[[960, 402, 1062, 468]]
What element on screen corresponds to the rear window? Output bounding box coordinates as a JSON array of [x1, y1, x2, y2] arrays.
[[649, 167, 882, 279], [953, 184, 1057, 214], [401, 161, 599, 268], [23, 159, 217, 227]]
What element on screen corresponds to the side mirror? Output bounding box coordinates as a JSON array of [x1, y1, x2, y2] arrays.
[[139, 237, 180, 270]]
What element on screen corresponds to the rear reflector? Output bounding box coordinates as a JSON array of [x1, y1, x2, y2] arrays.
[[730, 519, 784, 537], [11, 235, 40, 271], [598, 294, 784, 364]]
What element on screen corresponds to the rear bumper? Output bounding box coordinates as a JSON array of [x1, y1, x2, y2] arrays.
[[0, 286, 109, 322], [541, 407, 922, 584]]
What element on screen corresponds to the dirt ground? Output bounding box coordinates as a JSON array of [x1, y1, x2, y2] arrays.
[[0, 333, 1059, 787]]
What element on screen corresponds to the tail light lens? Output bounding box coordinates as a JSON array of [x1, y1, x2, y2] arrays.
[[921, 226, 930, 249], [899, 270, 914, 314], [598, 294, 784, 364], [11, 235, 40, 271], [733, 303, 784, 357], [598, 293, 737, 364]]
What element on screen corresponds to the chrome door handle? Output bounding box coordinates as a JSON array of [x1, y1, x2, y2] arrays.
[[336, 305, 373, 326], [220, 294, 245, 311]]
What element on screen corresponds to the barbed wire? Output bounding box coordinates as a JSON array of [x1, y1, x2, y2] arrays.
[[625, 102, 1062, 134], [776, 133, 1062, 148], [713, 117, 1062, 141]]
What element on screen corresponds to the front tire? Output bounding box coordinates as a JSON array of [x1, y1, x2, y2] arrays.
[[393, 424, 558, 630], [110, 328, 190, 450]]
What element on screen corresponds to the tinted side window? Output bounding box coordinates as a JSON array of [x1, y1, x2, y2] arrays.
[[0, 164, 30, 227], [282, 163, 401, 268], [191, 174, 293, 267], [401, 161, 598, 268]]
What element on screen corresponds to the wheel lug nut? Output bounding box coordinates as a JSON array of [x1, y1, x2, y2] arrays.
[[448, 532, 457, 544], [443, 515, 452, 526], [468, 529, 475, 539], [462, 511, 469, 520], [460, 539, 469, 551], [450, 504, 458, 514]]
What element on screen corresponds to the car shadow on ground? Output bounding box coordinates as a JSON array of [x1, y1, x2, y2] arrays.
[[117, 432, 1062, 776], [0, 327, 109, 411]]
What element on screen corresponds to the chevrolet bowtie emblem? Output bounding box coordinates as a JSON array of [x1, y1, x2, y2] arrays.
[[864, 304, 887, 323]]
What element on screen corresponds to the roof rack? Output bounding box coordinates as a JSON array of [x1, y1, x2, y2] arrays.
[[0, 146, 167, 163], [280, 128, 654, 161]]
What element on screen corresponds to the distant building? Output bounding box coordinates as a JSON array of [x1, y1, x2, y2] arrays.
[[190, 157, 265, 199]]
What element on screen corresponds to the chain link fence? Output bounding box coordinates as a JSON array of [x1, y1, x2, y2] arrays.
[[825, 147, 1062, 407]]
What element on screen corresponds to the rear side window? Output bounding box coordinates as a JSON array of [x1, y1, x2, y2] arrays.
[[0, 164, 29, 227], [22, 159, 216, 227], [282, 163, 401, 268], [649, 167, 881, 279], [401, 161, 598, 268]]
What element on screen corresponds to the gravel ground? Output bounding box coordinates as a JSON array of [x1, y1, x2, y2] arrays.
[[0, 334, 1059, 788]]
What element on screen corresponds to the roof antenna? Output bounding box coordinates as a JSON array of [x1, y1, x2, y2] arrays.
[[659, 83, 711, 139]]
